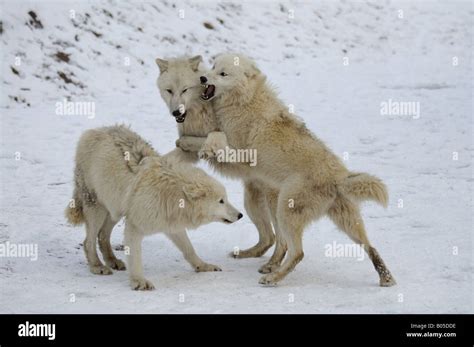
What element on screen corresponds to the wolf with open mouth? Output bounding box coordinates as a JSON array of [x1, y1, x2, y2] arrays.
[[155, 55, 279, 260], [197, 53, 396, 287], [200, 80, 216, 101], [156, 56, 210, 125]]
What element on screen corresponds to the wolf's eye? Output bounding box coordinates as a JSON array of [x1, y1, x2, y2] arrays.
[[212, 64, 216, 70], [219, 199, 224, 204], [181, 88, 188, 94], [166, 89, 173, 94], [220, 72, 228, 77]]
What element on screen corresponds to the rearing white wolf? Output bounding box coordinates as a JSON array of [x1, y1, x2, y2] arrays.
[[156, 55, 278, 262], [196, 54, 396, 286]]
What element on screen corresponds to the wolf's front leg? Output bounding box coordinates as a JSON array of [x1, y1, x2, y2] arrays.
[[163, 147, 199, 164], [166, 231, 222, 272], [198, 131, 229, 160], [176, 136, 207, 152], [124, 223, 155, 290]]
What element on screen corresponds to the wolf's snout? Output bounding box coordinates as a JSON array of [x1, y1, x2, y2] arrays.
[[172, 109, 187, 123], [200, 76, 207, 84], [222, 206, 243, 224], [230, 211, 243, 223]]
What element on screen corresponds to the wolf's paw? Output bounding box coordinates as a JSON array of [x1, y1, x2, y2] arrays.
[[195, 263, 222, 272], [90, 265, 113, 275], [198, 132, 228, 160], [230, 247, 268, 259], [258, 263, 280, 274], [130, 278, 155, 291], [198, 147, 218, 160], [258, 274, 279, 287], [229, 249, 256, 259], [380, 276, 397, 287], [175, 138, 188, 151], [107, 258, 126, 271]]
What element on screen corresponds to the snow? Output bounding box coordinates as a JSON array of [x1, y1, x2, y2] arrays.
[[0, 0, 472, 313]]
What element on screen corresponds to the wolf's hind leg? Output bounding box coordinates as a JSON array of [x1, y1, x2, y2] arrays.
[[259, 219, 305, 286], [232, 182, 275, 259], [259, 189, 287, 273], [328, 195, 396, 287], [83, 204, 113, 275], [258, 232, 287, 274], [259, 178, 331, 285], [98, 214, 125, 271]]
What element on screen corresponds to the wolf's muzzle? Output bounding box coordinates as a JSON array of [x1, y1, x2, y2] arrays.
[[172, 109, 187, 123]]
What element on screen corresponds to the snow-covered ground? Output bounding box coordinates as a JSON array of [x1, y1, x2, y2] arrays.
[[0, 0, 472, 313]]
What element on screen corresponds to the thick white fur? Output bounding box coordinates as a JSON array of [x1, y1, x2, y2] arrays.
[[156, 56, 277, 258], [65, 125, 241, 290], [199, 54, 395, 286]]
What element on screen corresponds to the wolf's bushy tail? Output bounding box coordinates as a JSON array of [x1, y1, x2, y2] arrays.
[[339, 172, 388, 208], [65, 167, 85, 225]]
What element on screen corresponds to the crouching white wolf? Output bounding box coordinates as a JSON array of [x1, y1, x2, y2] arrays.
[[65, 125, 242, 290], [197, 54, 397, 287]]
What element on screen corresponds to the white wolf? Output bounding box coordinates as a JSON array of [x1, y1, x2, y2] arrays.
[[65, 125, 242, 290], [196, 54, 396, 287], [156, 55, 279, 260]]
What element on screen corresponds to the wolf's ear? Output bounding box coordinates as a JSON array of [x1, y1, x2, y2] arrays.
[[155, 58, 169, 73], [183, 183, 207, 200], [244, 63, 261, 78], [189, 55, 203, 72]]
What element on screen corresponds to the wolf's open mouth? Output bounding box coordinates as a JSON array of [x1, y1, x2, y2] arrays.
[[201, 85, 215, 101], [174, 112, 187, 123]]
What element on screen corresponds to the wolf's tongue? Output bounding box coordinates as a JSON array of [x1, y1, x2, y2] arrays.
[[205, 85, 215, 97]]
